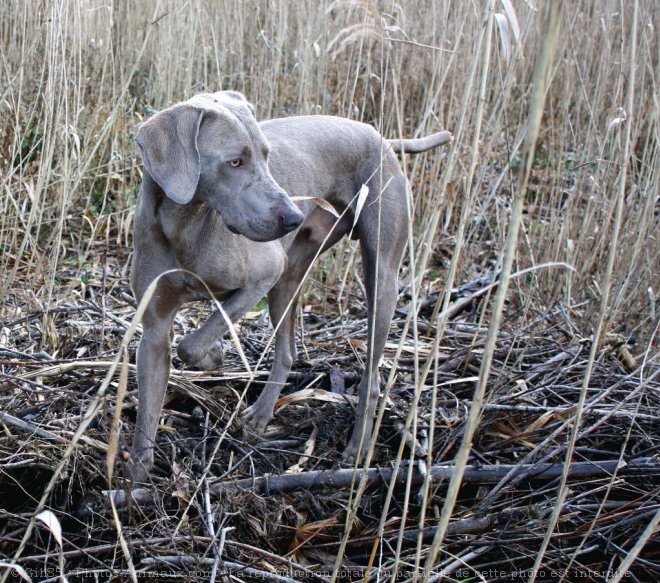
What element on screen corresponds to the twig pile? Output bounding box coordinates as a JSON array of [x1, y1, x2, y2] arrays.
[[1, 250, 658, 582]]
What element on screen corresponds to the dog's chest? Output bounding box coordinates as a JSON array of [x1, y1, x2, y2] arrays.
[[156, 204, 285, 298], [155, 207, 237, 289]]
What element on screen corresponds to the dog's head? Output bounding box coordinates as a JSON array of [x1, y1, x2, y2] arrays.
[[136, 91, 303, 242]]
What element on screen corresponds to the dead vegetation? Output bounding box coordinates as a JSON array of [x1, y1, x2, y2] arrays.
[[0, 1, 659, 581], [1, 259, 658, 581]]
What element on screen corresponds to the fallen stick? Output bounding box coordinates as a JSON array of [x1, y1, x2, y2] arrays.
[[100, 458, 658, 507], [211, 457, 657, 496], [0, 411, 65, 443]]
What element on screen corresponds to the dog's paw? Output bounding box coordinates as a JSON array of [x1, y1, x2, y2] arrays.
[[198, 342, 225, 370], [241, 404, 273, 436], [177, 339, 224, 370], [127, 450, 152, 483], [341, 430, 370, 466], [340, 443, 358, 466]]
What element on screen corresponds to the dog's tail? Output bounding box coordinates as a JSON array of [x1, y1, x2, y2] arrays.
[[388, 130, 453, 154]]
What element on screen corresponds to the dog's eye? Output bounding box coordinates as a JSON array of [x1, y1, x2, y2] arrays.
[[228, 159, 243, 168]]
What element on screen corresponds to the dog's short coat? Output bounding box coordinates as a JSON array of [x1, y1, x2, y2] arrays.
[[129, 90, 451, 481]]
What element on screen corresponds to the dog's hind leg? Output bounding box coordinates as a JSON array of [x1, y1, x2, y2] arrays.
[[342, 161, 410, 464]]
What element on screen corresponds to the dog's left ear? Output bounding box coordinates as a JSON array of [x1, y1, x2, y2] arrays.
[[136, 104, 205, 205]]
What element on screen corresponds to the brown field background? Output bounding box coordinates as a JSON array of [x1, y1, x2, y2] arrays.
[[0, 0, 659, 580]]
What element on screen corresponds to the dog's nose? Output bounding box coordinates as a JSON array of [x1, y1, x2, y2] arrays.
[[280, 206, 304, 232]]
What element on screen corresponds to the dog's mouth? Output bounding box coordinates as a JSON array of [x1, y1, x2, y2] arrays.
[[225, 221, 274, 241], [223, 215, 294, 243]]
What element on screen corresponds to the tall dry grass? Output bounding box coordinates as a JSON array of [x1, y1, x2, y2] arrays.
[[1, 0, 657, 346]]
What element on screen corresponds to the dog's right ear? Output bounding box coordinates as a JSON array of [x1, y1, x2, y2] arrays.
[[136, 104, 205, 205]]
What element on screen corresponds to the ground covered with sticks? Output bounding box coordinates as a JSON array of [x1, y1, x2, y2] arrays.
[[1, 243, 658, 582]]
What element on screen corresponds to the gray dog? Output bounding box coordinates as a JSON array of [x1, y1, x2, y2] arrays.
[[129, 90, 451, 481]]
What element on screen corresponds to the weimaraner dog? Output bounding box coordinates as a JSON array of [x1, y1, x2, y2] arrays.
[[129, 90, 451, 481]]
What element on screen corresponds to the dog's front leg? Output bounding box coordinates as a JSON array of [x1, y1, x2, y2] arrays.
[[177, 261, 285, 370], [130, 294, 181, 482], [176, 239, 288, 370]]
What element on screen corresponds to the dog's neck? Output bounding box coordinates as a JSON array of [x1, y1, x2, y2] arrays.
[[139, 172, 237, 257]]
